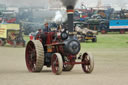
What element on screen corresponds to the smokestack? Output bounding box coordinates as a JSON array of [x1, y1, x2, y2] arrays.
[[67, 5, 74, 34], [60, 0, 77, 35]]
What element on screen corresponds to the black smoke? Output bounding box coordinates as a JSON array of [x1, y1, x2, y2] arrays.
[[60, 0, 78, 7]]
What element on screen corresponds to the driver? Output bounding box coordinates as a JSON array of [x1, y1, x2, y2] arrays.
[[43, 23, 51, 32]]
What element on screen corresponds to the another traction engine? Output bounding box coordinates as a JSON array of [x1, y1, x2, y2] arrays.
[[25, 6, 94, 75]]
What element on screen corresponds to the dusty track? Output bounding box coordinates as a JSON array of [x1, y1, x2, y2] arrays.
[[0, 47, 128, 85]]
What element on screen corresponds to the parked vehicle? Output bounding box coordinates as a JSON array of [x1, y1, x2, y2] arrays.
[[100, 9, 128, 34], [74, 21, 97, 42], [0, 23, 25, 47]]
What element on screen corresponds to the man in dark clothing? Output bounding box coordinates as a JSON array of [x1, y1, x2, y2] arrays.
[[43, 23, 51, 32]]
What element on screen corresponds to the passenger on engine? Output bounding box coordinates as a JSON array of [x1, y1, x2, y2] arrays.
[[35, 29, 43, 40], [57, 25, 62, 34], [53, 24, 62, 41]]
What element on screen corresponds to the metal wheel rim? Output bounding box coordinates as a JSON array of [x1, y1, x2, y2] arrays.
[[52, 54, 59, 74], [82, 53, 94, 73], [51, 53, 63, 75], [26, 42, 36, 72]]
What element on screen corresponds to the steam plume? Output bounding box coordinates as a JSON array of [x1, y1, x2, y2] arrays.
[[52, 11, 67, 23]]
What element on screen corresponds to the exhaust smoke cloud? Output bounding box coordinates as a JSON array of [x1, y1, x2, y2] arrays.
[[53, 11, 67, 23], [60, 0, 78, 7]]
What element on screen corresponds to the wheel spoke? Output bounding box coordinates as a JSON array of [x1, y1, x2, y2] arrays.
[[26, 42, 36, 71], [53, 57, 59, 71], [28, 44, 33, 51]]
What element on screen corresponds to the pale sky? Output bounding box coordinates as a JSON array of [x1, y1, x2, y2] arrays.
[[0, 0, 128, 10], [76, 0, 128, 10]]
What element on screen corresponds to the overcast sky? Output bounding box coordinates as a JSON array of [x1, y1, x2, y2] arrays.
[[0, 0, 128, 9], [76, 0, 128, 9]]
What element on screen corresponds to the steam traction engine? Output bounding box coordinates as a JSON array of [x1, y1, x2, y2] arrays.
[[25, 6, 94, 75]]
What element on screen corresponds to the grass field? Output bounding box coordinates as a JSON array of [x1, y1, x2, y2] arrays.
[[81, 34, 128, 49], [24, 34, 128, 49]]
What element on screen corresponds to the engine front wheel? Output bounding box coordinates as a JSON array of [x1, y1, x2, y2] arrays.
[[81, 52, 94, 73], [25, 40, 44, 72], [51, 53, 63, 75]]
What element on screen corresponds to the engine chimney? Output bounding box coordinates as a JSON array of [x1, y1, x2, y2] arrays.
[[67, 6, 74, 35]]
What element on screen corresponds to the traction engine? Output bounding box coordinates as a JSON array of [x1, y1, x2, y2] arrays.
[[25, 6, 94, 75]]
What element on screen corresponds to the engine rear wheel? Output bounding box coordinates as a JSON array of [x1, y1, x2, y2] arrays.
[[81, 52, 94, 73], [51, 53, 63, 75], [25, 40, 44, 72], [63, 57, 75, 71], [63, 64, 74, 71]]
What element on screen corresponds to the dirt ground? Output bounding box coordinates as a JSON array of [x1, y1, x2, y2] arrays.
[[0, 47, 128, 85]]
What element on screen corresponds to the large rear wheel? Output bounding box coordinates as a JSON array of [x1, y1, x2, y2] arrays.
[[51, 53, 63, 75], [81, 52, 94, 73], [25, 40, 44, 72]]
